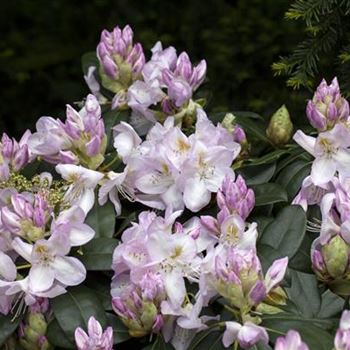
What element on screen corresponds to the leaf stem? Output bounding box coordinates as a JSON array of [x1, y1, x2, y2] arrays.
[[16, 264, 31, 270], [264, 326, 286, 335], [100, 155, 121, 171]]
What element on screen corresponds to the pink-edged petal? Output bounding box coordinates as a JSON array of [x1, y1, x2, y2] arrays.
[[183, 177, 211, 212], [311, 157, 337, 186], [74, 327, 89, 350], [222, 321, 241, 348], [68, 224, 95, 246], [88, 316, 103, 338], [265, 257, 288, 292], [238, 322, 269, 348], [29, 265, 55, 292], [135, 172, 173, 194], [52, 256, 86, 286], [334, 149, 350, 177], [293, 130, 316, 156], [340, 310, 350, 330], [164, 270, 186, 308], [12, 237, 33, 262], [0, 252, 16, 281], [77, 188, 95, 214]]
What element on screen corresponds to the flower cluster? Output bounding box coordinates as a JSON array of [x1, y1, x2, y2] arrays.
[[87, 25, 207, 134], [0, 172, 96, 317], [4, 22, 350, 350], [101, 108, 241, 214], [293, 78, 350, 296], [29, 94, 107, 170], [110, 174, 288, 349]]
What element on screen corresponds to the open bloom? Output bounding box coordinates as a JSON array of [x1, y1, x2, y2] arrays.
[[107, 110, 240, 213], [222, 321, 268, 349], [56, 164, 104, 214], [12, 234, 86, 293], [75, 316, 113, 350], [293, 124, 350, 185]]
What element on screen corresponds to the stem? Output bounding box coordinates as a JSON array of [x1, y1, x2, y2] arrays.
[[264, 327, 286, 336], [16, 264, 31, 270], [100, 155, 121, 171]]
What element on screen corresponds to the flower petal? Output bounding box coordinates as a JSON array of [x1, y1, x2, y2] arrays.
[[222, 321, 241, 348], [52, 256, 86, 286], [311, 157, 336, 186], [183, 177, 211, 212], [29, 265, 55, 292]]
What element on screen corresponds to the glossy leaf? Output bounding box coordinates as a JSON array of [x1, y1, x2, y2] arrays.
[[46, 319, 75, 349], [237, 162, 276, 186], [286, 269, 321, 318], [0, 315, 22, 347], [51, 285, 107, 342], [79, 237, 118, 270], [86, 200, 116, 238], [252, 183, 288, 206], [258, 205, 306, 261], [276, 159, 311, 200], [188, 328, 225, 350], [262, 314, 334, 350]]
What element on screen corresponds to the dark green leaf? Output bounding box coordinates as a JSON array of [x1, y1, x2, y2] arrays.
[[188, 329, 224, 350], [262, 314, 334, 350], [106, 313, 131, 344], [252, 183, 288, 206], [85, 274, 113, 310], [317, 290, 343, 319], [46, 319, 75, 349], [286, 269, 321, 317], [86, 200, 116, 238], [79, 237, 118, 270], [276, 160, 311, 200], [288, 229, 316, 273], [51, 285, 107, 342], [0, 315, 21, 347], [252, 216, 274, 237], [142, 334, 174, 349], [247, 149, 290, 166], [258, 205, 306, 260], [237, 162, 276, 186]]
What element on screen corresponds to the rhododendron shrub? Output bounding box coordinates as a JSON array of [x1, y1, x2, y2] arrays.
[[0, 24, 349, 350]]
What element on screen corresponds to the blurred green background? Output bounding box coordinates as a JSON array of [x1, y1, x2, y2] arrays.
[[0, 0, 313, 138]]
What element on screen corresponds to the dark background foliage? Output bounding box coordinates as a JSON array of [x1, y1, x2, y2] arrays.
[[0, 0, 330, 138]]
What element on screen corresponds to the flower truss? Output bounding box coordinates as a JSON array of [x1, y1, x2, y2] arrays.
[[1, 24, 350, 350]]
